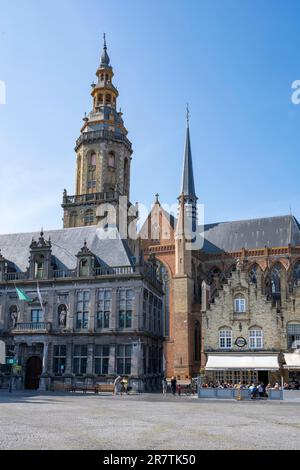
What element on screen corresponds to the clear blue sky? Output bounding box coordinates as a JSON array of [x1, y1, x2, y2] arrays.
[[1, 0, 300, 234]]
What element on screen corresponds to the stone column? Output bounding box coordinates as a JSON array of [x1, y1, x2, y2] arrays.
[[88, 289, 96, 333], [67, 290, 75, 331], [86, 343, 94, 375], [39, 342, 50, 391], [132, 288, 141, 331], [280, 268, 287, 305], [110, 289, 117, 330], [130, 341, 142, 392], [108, 343, 116, 375], [64, 342, 73, 374]]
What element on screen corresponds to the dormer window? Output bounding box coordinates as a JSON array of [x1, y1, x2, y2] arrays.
[[35, 254, 44, 279], [234, 297, 246, 313]]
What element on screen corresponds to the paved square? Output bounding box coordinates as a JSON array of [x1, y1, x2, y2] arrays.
[[1, 392, 300, 450]]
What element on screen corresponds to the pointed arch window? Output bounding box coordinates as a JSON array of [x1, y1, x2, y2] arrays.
[[249, 264, 258, 284], [293, 261, 300, 286], [271, 263, 282, 298]]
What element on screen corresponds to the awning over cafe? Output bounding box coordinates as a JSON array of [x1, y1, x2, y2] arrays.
[[205, 354, 279, 371], [283, 352, 300, 370]]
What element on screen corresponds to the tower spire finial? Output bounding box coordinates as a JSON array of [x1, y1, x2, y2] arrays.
[[100, 32, 110, 67], [186, 103, 190, 127]]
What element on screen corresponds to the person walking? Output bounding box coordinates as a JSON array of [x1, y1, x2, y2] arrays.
[[171, 376, 177, 396], [162, 378, 168, 395]]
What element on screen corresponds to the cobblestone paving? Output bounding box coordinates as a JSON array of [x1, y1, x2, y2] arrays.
[[1, 392, 300, 450]]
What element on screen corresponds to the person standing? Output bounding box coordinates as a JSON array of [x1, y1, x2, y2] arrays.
[[171, 376, 177, 396], [162, 378, 168, 395], [113, 375, 122, 395]]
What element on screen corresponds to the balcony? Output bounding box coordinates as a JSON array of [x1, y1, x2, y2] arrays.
[[4, 272, 27, 281], [62, 190, 120, 206], [75, 129, 132, 152], [12, 322, 51, 334], [93, 266, 135, 276], [53, 269, 76, 279]]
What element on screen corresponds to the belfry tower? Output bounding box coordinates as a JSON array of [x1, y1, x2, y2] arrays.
[[173, 110, 198, 379], [62, 35, 133, 229]]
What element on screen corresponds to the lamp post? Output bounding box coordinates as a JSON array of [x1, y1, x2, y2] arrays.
[[8, 347, 15, 393]]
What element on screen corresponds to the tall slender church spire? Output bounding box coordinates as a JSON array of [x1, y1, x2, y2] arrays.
[[181, 105, 196, 198]]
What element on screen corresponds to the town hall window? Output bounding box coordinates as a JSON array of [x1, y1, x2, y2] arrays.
[[96, 289, 111, 329], [31, 309, 43, 323], [94, 345, 110, 375], [118, 289, 134, 328], [116, 344, 132, 375], [76, 291, 89, 329], [73, 345, 87, 375], [53, 345, 66, 375], [234, 296, 246, 313]]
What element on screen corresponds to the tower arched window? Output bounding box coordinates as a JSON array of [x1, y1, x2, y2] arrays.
[[97, 94, 103, 105], [84, 210, 94, 226], [70, 211, 78, 227], [124, 158, 129, 195], [90, 152, 97, 167], [105, 94, 111, 104], [108, 151, 115, 168]]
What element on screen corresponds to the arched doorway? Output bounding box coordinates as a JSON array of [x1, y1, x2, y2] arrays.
[[25, 356, 42, 390]]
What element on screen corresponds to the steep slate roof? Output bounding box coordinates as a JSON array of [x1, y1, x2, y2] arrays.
[[0, 226, 133, 272], [201, 215, 300, 254]]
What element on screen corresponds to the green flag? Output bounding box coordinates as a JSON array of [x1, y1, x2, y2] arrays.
[[15, 287, 32, 302]]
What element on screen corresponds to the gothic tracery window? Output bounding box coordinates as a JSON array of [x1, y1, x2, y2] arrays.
[[293, 261, 300, 286]]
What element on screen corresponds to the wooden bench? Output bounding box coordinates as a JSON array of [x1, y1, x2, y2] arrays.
[[95, 383, 115, 394], [69, 383, 115, 394], [52, 382, 72, 392]]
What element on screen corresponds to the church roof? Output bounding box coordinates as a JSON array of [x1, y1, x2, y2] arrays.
[[201, 215, 300, 253], [0, 226, 133, 272]]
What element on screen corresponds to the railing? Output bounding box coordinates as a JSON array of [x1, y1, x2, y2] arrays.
[[93, 266, 135, 276], [4, 272, 27, 281], [75, 129, 132, 152], [13, 322, 51, 332], [53, 269, 76, 279], [63, 190, 120, 205]]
